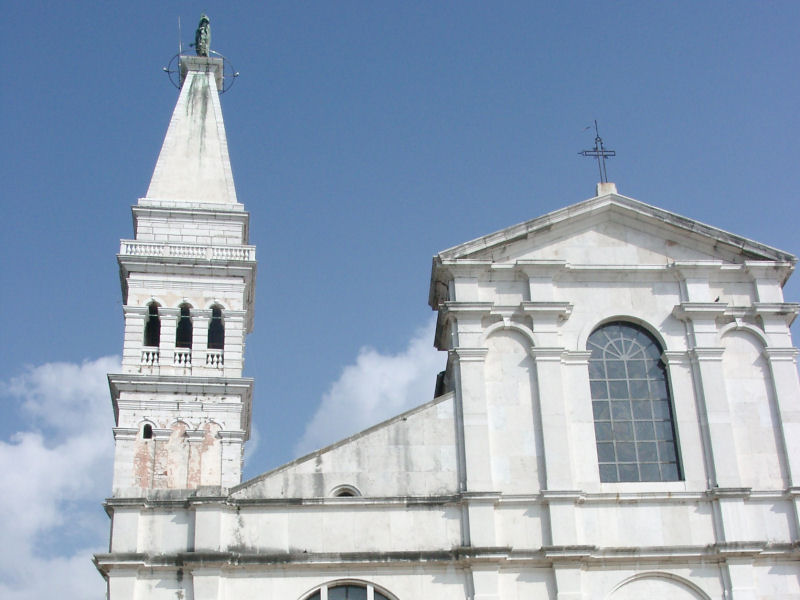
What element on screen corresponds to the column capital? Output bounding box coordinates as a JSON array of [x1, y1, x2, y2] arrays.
[[562, 350, 592, 365], [152, 428, 173, 441], [690, 347, 725, 361], [520, 301, 573, 320], [113, 427, 138, 441], [762, 347, 799, 361], [529, 347, 566, 361], [662, 350, 692, 366], [218, 430, 246, 443], [451, 347, 489, 362], [185, 430, 207, 442]]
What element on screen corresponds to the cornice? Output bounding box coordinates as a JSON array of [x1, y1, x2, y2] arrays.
[[674, 302, 800, 326], [93, 542, 800, 576], [440, 302, 494, 316], [514, 260, 568, 276], [672, 302, 728, 321], [108, 374, 254, 396]]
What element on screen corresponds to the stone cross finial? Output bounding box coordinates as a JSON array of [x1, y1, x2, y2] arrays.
[[194, 14, 211, 57]]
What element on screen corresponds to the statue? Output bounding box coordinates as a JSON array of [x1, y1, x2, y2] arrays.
[[194, 14, 210, 57]]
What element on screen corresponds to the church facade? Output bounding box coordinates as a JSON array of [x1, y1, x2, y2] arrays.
[[95, 55, 800, 600]]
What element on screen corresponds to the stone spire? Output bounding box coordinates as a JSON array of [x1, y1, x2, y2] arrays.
[[145, 56, 238, 205]]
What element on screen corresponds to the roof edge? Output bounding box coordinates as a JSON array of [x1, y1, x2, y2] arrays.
[[436, 193, 797, 264]]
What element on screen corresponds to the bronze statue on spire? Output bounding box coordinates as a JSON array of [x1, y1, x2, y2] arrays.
[[194, 14, 210, 57]]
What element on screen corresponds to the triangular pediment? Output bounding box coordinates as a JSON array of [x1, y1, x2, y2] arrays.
[[439, 193, 793, 264], [429, 192, 795, 307]]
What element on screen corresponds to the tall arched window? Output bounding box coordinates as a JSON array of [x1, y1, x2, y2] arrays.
[[143, 302, 161, 347], [207, 306, 224, 350], [175, 304, 193, 348], [305, 583, 392, 600], [587, 321, 681, 482]]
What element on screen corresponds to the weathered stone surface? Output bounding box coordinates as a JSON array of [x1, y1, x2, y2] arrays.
[[100, 44, 800, 600]]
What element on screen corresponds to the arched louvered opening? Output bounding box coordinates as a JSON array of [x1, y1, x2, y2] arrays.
[[208, 306, 225, 350], [175, 304, 193, 348], [143, 302, 161, 347]]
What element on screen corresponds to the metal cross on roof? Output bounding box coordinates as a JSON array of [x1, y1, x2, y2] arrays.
[[579, 120, 616, 183]]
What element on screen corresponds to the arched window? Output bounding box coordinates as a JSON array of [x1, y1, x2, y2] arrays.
[[142, 424, 153, 439], [305, 583, 391, 600], [587, 321, 681, 482], [175, 304, 193, 348], [143, 302, 161, 347], [207, 306, 224, 350], [331, 484, 361, 497]]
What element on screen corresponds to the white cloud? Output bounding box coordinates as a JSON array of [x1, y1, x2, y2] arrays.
[[0, 356, 119, 600], [294, 317, 445, 456]]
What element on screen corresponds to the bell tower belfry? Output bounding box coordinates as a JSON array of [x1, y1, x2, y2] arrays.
[[108, 53, 256, 496]]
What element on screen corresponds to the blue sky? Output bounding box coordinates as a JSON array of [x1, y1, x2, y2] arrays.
[[2, 2, 799, 598]]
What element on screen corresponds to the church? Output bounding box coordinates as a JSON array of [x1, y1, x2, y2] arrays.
[[94, 52, 800, 600]]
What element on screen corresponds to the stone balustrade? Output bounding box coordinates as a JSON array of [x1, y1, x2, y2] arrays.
[[174, 348, 192, 367], [206, 349, 224, 368], [140, 347, 160, 366], [120, 240, 256, 262]]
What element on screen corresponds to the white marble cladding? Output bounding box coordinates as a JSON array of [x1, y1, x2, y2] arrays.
[[131, 205, 249, 246], [102, 125, 800, 600], [236, 394, 459, 500], [98, 494, 799, 599], [97, 561, 800, 600]]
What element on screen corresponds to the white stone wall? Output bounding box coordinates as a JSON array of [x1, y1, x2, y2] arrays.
[[102, 141, 800, 599], [237, 394, 458, 499], [133, 205, 247, 246]]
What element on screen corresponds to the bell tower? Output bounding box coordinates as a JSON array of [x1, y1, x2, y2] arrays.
[[108, 53, 256, 496]]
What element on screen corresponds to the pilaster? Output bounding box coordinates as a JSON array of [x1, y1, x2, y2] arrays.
[[191, 309, 210, 369], [516, 260, 567, 302], [662, 351, 708, 486], [726, 558, 757, 600], [191, 569, 222, 600], [690, 347, 741, 487], [220, 430, 247, 488], [674, 303, 739, 487], [531, 347, 575, 490], [159, 309, 179, 369], [107, 569, 138, 600], [453, 347, 493, 491], [763, 347, 800, 487], [122, 306, 147, 369], [470, 564, 500, 600], [552, 563, 583, 600]]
